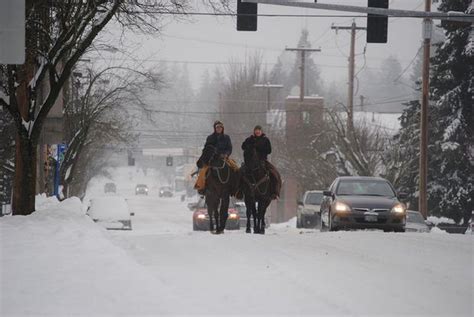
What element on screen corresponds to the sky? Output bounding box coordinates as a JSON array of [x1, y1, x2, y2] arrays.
[[93, 0, 433, 92]]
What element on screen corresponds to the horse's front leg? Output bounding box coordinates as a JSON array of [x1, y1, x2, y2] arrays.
[[217, 195, 230, 234], [244, 196, 253, 233], [208, 208, 215, 233], [207, 197, 216, 233], [252, 204, 258, 234]]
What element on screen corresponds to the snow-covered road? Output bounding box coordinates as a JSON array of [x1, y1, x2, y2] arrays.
[[107, 196, 473, 316]]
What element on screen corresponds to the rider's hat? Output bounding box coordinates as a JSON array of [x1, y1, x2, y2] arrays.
[[254, 125, 263, 131], [214, 120, 224, 128]]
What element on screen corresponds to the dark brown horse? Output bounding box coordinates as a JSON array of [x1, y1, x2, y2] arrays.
[[196, 144, 240, 234], [240, 143, 276, 234]]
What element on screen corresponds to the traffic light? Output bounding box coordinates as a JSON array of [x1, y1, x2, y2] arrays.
[[166, 156, 173, 167], [367, 0, 389, 43], [237, 0, 257, 31]]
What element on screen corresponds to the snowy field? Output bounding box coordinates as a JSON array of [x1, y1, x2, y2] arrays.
[[1, 192, 473, 316]]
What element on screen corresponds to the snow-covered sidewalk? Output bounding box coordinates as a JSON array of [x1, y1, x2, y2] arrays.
[[0, 197, 175, 316]]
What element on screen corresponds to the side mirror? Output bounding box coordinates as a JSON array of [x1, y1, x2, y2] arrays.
[[187, 202, 197, 211], [398, 192, 408, 199], [130, 212, 135, 216], [323, 190, 333, 197], [297, 200, 304, 206]]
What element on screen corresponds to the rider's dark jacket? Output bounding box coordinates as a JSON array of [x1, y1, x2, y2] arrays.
[[241, 134, 272, 161], [205, 131, 233, 156]]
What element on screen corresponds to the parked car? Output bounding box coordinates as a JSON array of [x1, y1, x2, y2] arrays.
[[235, 201, 270, 229], [159, 186, 173, 197], [405, 210, 430, 233], [320, 176, 407, 232], [87, 196, 132, 230], [297, 190, 323, 228], [135, 184, 148, 195], [191, 198, 240, 231], [104, 182, 116, 194]]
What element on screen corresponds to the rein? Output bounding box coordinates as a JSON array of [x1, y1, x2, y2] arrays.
[[242, 167, 269, 195], [209, 158, 230, 184]]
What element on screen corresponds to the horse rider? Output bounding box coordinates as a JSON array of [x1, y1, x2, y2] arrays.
[[241, 125, 281, 199], [194, 120, 239, 195]]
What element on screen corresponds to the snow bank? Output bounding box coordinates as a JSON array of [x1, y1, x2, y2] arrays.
[[35, 193, 59, 210], [0, 197, 176, 316], [428, 215, 456, 225], [430, 227, 449, 234]]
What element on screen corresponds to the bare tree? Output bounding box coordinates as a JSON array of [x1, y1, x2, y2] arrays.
[[60, 65, 162, 197], [325, 109, 389, 176], [0, 0, 212, 215]]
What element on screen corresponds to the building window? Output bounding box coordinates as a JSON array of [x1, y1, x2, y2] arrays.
[[302, 111, 310, 125]]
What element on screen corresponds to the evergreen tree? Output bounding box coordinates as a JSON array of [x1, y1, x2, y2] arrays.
[[427, 0, 474, 224], [288, 29, 322, 96], [388, 0, 473, 224]]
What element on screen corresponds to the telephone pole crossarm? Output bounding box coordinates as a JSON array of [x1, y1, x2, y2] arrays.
[[285, 47, 321, 52], [285, 47, 321, 101]]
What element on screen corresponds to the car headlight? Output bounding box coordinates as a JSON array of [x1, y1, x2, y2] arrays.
[[334, 202, 350, 212], [145, 188, 148, 191], [391, 204, 405, 214], [229, 213, 238, 219], [197, 214, 206, 220]]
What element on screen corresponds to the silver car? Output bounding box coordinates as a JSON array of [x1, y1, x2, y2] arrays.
[[297, 190, 323, 228]]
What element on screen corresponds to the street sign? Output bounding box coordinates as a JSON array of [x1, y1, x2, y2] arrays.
[[0, 0, 25, 64]]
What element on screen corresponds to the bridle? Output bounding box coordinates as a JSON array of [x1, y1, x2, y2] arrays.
[[243, 146, 270, 195], [201, 144, 231, 185]]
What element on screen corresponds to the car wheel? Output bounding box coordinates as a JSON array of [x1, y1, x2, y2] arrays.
[[296, 216, 302, 228], [193, 222, 198, 231], [394, 227, 405, 233]]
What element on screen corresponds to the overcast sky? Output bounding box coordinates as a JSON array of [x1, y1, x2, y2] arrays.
[[96, 0, 435, 91]]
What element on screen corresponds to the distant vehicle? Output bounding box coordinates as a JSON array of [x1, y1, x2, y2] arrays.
[[320, 176, 407, 232], [104, 182, 116, 194], [159, 186, 173, 198], [235, 201, 270, 229], [190, 198, 240, 231], [405, 210, 430, 233], [135, 184, 148, 195], [297, 190, 323, 228], [87, 196, 132, 230]]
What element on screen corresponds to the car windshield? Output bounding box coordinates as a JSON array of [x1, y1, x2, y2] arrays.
[[235, 204, 247, 217], [336, 179, 395, 197], [305, 192, 323, 205], [407, 212, 425, 224], [137, 184, 147, 188]]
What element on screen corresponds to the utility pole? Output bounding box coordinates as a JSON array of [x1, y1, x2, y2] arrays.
[[285, 47, 321, 102], [332, 21, 366, 132], [419, 0, 432, 219]]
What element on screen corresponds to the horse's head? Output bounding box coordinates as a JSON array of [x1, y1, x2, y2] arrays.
[[197, 144, 218, 168], [243, 141, 259, 170]]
